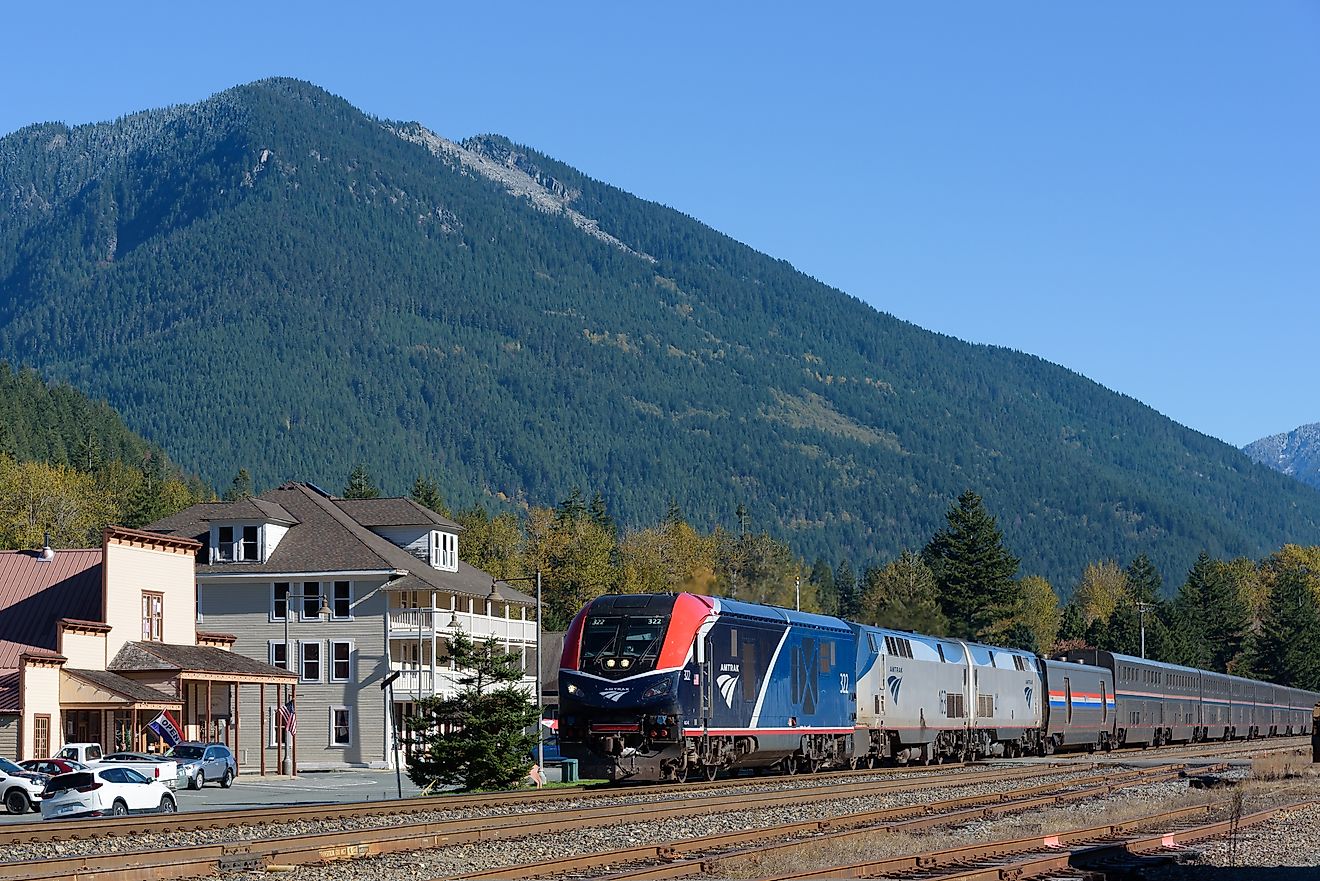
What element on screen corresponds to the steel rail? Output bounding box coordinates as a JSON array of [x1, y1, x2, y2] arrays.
[[0, 764, 1084, 881], [451, 760, 1198, 877], [758, 797, 1315, 880], [0, 758, 1028, 846]]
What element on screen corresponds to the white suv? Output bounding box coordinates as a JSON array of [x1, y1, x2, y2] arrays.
[[40, 767, 176, 819], [1, 756, 45, 814]]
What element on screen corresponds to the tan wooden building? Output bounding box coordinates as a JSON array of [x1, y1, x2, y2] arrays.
[[0, 527, 294, 773]]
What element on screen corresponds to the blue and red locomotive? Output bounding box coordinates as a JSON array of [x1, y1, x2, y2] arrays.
[[558, 592, 1320, 782]]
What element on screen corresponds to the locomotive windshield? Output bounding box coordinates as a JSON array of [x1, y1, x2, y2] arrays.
[[581, 614, 668, 676]]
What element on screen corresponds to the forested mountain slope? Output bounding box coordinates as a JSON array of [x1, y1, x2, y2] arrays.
[[2, 78, 1318, 587], [1244, 424, 1320, 491]]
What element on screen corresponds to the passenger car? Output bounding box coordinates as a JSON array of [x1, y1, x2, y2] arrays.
[[0, 757, 45, 813], [167, 742, 236, 789], [40, 768, 176, 819], [20, 759, 87, 777]]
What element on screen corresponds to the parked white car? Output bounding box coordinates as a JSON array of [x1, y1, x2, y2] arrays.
[[0, 757, 45, 814], [40, 767, 176, 819], [93, 752, 178, 789]]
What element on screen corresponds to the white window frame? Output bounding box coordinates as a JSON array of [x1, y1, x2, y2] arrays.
[[268, 707, 283, 747], [240, 524, 260, 561], [331, 581, 353, 620], [269, 640, 289, 671], [215, 525, 235, 562], [299, 640, 321, 683], [328, 705, 353, 747], [271, 582, 290, 622], [299, 581, 322, 621], [330, 640, 354, 682], [431, 530, 458, 571]]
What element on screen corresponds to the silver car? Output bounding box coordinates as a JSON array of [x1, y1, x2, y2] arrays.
[[166, 743, 236, 789]]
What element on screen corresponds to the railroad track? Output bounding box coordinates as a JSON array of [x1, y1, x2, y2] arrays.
[[1, 763, 1094, 881], [0, 759, 1016, 846], [759, 797, 1314, 880], [452, 763, 1201, 880]]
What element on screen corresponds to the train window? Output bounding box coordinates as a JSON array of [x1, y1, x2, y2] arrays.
[[730, 629, 738, 657], [819, 641, 832, 673], [900, 639, 913, 659], [1064, 677, 1073, 725], [875, 694, 881, 715], [884, 636, 894, 655], [1101, 683, 1107, 722], [937, 644, 946, 663], [868, 633, 880, 654], [742, 641, 757, 700]]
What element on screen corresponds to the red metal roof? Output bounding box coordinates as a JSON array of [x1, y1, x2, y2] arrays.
[[0, 548, 104, 674]]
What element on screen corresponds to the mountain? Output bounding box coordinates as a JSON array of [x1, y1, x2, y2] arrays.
[[0, 360, 159, 469], [1244, 424, 1320, 491], [3, 77, 1319, 589]]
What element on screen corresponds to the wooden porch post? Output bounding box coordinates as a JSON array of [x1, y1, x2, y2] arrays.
[[206, 680, 213, 743], [291, 683, 298, 776], [233, 683, 240, 776], [276, 684, 284, 775], [260, 682, 266, 776], [132, 708, 139, 751]]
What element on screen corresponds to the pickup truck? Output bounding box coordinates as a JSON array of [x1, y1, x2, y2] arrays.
[[55, 743, 104, 764], [91, 752, 179, 789]]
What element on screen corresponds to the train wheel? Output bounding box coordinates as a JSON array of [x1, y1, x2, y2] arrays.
[[673, 760, 690, 783], [703, 763, 719, 782], [782, 757, 798, 776]]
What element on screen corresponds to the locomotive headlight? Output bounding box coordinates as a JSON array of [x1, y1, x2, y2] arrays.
[[565, 682, 580, 695], [606, 659, 617, 669], [641, 678, 673, 700], [619, 658, 632, 668]]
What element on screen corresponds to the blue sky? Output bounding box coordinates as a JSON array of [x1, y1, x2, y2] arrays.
[[3, 2, 1315, 446]]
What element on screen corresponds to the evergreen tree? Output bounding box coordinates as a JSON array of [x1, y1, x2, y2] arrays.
[[588, 491, 615, 537], [809, 556, 837, 616], [1057, 600, 1087, 645], [834, 559, 858, 619], [126, 452, 171, 528], [857, 551, 948, 634], [410, 474, 448, 516], [1174, 552, 1249, 671], [556, 487, 587, 522], [1125, 554, 1163, 603], [405, 631, 538, 791], [343, 463, 381, 499], [222, 467, 253, 501], [1248, 566, 1320, 689], [922, 490, 1021, 640]]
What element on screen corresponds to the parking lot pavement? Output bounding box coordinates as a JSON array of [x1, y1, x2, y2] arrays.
[[0, 765, 566, 823]]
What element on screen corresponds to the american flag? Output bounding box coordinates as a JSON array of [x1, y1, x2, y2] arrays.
[[278, 700, 297, 734]]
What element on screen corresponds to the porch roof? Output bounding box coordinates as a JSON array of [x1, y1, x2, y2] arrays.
[[109, 641, 296, 683], [62, 669, 182, 709]]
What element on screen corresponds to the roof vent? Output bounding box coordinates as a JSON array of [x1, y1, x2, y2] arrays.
[[38, 533, 54, 562]]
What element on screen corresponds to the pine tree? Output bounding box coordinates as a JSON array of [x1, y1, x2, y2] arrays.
[[405, 631, 539, 791], [1248, 566, 1320, 689], [588, 491, 615, 537], [222, 468, 253, 501], [857, 551, 948, 634], [343, 463, 381, 499], [1174, 552, 1249, 671], [809, 556, 837, 616], [410, 475, 448, 516], [922, 490, 1021, 640], [834, 559, 858, 619], [1125, 554, 1163, 603]]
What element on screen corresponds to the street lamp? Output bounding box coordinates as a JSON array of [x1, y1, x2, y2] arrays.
[[492, 572, 543, 774], [282, 589, 331, 775]]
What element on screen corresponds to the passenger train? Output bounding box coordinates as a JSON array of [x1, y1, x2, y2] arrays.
[[557, 593, 1320, 782]]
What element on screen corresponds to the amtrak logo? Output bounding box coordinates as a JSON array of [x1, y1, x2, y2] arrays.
[[716, 674, 739, 706], [600, 688, 629, 702], [1024, 685, 1033, 707], [886, 674, 903, 705]]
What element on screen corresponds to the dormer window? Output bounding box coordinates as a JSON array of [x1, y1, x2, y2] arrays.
[[213, 524, 262, 562], [431, 530, 457, 571]]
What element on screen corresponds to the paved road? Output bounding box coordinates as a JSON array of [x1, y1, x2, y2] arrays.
[[1, 766, 561, 822]]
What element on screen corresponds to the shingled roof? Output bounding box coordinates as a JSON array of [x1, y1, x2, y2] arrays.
[[64, 668, 182, 704], [147, 483, 532, 605], [109, 642, 295, 679]]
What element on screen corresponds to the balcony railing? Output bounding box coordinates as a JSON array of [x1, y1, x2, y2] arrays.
[[391, 667, 534, 699], [387, 607, 536, 643]]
